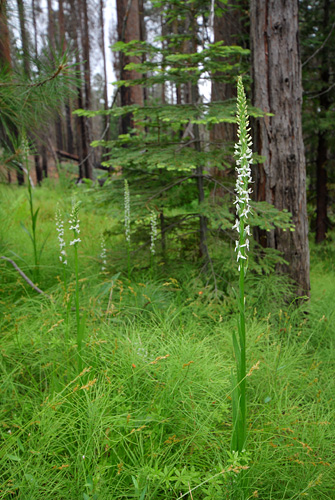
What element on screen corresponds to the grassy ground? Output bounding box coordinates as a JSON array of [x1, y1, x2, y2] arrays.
[[0, 183, 334, 499]]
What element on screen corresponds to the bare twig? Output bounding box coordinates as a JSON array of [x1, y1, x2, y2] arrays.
[[305, 81, 335, 100], [302, 20, 335, 68], [1, 256, 51, 299], [0, 64, 65, 87]]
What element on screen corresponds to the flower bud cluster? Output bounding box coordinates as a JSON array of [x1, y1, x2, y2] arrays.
[[55, 206, 67, 265], [124, 180, 131, 245], [233, 77, 253, 272], [150, 211, 157, 256], [69, 201, 81, 246]]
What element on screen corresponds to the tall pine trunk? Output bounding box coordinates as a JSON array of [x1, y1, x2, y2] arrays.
[[251, 0, 310, 297], [99, 0, 109, 141], [58, 0, 74, 155], [315, 0, 330, 243], [17, 0, 30, 77], [210, 0, 244, 196], [116, 0, 143, 134], [0, 0, 11, 69]]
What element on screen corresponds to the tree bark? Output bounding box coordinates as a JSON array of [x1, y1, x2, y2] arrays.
[[99, 0, 109, 141], [210, 0, 243, 195], [81, 0, 93, 178], [251, 0, 310, 297], [0, 0, 11, 70], [16, 0, 31, 77], [315, 0, 330, 244], [315, 131, 328, 243], [31, 0, 38, 59], [58, 0, 74, 156], [116, 0, 143, 134]]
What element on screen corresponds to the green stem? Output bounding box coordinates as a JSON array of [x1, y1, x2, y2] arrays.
[[74, 243, 82, 372], [127, 243, 131, 280], [27, 162, 39, 281]]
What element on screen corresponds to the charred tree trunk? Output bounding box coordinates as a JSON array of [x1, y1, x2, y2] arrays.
[[251, 0, 310, 297]]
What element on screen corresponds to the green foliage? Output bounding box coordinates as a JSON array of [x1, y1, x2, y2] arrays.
[[74, 0, 293, 278], [300, 0, 335, 228], [0, 183, 334, 500], [0, 51, 77, 176]]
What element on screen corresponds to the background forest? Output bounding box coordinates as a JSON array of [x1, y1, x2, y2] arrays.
[[0, 0, 335, 499]]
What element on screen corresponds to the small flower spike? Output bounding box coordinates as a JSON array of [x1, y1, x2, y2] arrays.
[[69, 201, 81, 247], [233, 76, 253, 273], [100, 235, 107, 271], [55, 205, 67, 265], [150, 211, 157, 256]]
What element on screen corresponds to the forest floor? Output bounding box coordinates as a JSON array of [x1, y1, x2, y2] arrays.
[[0, 182, 334, 500]]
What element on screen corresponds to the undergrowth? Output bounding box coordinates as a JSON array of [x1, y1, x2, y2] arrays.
[[0, 183, 334, 499]]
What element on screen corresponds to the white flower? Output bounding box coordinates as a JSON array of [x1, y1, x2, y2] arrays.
[[237, 251, 247, 261], [68, 201, 81, 247], [233, 76, 253, 270], [55, 206, 67, 265], [70, 238, 81, 246]]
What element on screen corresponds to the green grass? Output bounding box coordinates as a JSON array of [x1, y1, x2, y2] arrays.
[[0, 183, 334, 499]]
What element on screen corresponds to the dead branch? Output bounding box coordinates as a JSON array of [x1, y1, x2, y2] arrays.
[[1, 256, 51, 299]]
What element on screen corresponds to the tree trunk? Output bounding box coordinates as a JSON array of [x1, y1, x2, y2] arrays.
[[0, 0, 12, 70], [41, 144, 48, 178], [315, 131, 328, 243], [58, 0, 74, 156], [99, 0, 109, 141], [81, 0, 93, 179], [34, 154, 43, 185], [116, 0, 143, 134], [31, 0, 38, 59], [189, 8, 209, 261], [47, 0, 64, 153], [315, 0, 330, 244], [251, 0, 310, 297], [210, 0, 243, 196], [16, 0, 30, 77]]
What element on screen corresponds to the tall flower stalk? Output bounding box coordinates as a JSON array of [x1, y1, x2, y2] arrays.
[[56, 205, 68, 267], [55, 205, 70, 347], [231, 76, 253, 455], [100, 234, 107, 272], [150, 210, 157, 275], [124, 180, 131, 279], [69, 200, 84, 372]]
